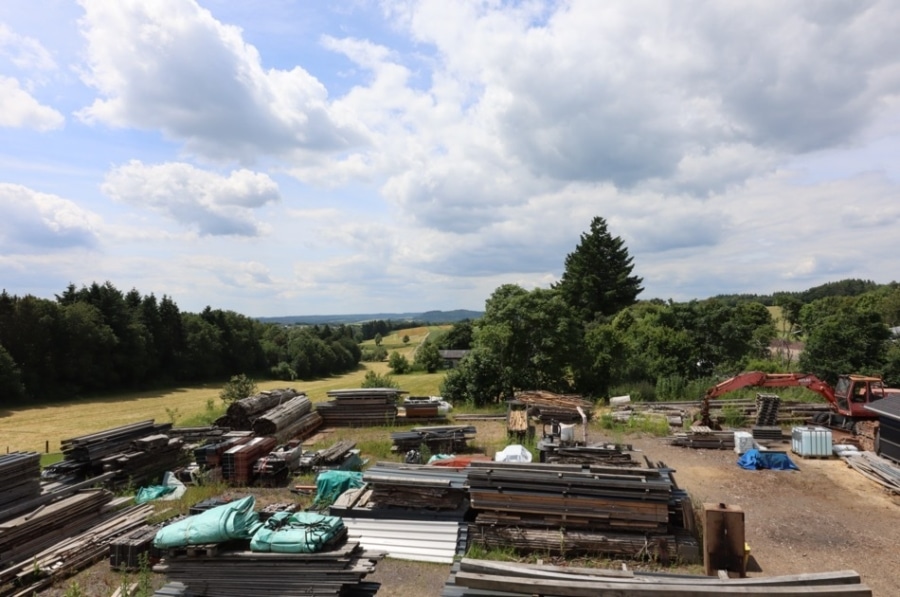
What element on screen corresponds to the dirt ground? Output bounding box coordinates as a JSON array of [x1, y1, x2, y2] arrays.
[[38, 421, 900, 597], [368, 427, 900, 597]]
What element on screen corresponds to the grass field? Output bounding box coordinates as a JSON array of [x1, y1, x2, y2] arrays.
[[0, 326, 448, 454]]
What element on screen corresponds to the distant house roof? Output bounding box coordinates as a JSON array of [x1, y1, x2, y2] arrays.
[[439, 350, 470, 360], [865, 396, 900, 421]]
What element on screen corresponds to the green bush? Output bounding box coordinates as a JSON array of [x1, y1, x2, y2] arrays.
[[388, 351, 411, 374], [361, 370, 399, 389], [219, 374, 257, 404]]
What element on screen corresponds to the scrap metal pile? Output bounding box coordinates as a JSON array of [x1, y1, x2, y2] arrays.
[[466, 460, 698, 561], [514, 390, 594, 423], [316, 388, 404, 426], [443, 558, 873, 597]]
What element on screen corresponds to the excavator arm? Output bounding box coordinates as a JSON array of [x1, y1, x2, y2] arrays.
[[699, 372, 835, 428]]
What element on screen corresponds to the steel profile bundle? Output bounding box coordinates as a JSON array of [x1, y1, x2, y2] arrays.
[[60, 420, 173, 464], [193, 431, 253, 469], [215, 388, 302, 430], [316, 388, 404, 427], [221, 436, 277, 485], [465, 461, 699, 560], [361, 461, 469, 513], [755, 393, 782, 426], [0, 452, 41, 512], [152, 542, 382, 597], [253, 442, 303, 484], [542, 443, 638, 466], [390, 425, 477, 454], [443, 558, 873, 597], [101, 436, 186, 486]]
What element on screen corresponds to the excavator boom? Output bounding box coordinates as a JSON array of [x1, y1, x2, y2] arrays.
[[700, 371, 836, 427]]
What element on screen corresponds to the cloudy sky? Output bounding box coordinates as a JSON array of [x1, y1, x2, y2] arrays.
[[1, 1, 899, 317]]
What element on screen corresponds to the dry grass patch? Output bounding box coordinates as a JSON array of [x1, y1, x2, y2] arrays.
[[1, 363, 447, 454]]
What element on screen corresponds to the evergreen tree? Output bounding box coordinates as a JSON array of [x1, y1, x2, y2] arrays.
[[554, 216, 643, 322]]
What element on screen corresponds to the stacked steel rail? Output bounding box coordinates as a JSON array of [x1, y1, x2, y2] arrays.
[[43, 420, 178, 486], [443, 558, 873, 597], [0, 453, 41, 511], [316, 388, 404, 426], [467, 461, 697, 560], [153, 542, 381, 597]]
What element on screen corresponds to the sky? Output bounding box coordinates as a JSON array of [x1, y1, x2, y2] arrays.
[[1, 1, 899, 317]]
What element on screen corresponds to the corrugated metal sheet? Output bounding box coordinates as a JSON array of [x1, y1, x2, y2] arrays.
[[344, 517, 463, 564]]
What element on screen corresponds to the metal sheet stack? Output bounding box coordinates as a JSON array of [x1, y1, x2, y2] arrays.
[[316, 388, 403, 426], [330, 462, 470, 564], [193, 431, 253, 468], [467, 461, 696, 560]]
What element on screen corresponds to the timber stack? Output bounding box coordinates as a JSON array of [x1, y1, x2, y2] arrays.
[[514, 390, 594, 423], [316, 388, 403, 426]]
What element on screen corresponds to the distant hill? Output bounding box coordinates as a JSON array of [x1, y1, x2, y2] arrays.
[[257, 309, 483, 326]]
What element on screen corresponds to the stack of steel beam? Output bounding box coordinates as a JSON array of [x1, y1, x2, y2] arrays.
[[0, 452, 41, 512], [221, 436, 277, 485], [467, 461, 698, 560], [153, 542, 381, 597], [316, 388, 403, 426]]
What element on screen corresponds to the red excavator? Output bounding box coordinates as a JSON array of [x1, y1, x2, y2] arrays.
[[699, 372, 900, 444]]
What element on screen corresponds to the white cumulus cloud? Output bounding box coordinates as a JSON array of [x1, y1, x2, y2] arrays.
[[102, 160, 280, 236]]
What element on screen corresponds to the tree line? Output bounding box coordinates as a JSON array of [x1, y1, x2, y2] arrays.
[[440, 216, 900, 406], [0, 282, 362, 404]]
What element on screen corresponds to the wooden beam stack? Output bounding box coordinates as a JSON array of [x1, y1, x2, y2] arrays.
[[215, 388, 303, 430]]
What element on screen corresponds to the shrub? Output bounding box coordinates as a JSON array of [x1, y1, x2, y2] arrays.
[[388, 351, 411, 374], [219, 374, 257, 404], [361, 370, 399, 389]]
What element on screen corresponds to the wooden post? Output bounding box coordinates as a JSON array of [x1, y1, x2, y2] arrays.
[[46, 440, 49, 454], [703, 502, 746, 578]]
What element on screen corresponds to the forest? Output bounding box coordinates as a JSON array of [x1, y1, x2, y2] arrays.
[[2, 217, 900, 407]]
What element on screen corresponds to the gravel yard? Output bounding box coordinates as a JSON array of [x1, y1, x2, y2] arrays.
[[36, 420, 900, 596]]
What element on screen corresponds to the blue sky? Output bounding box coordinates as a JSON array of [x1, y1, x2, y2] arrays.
[[1, 1, 899, 317]]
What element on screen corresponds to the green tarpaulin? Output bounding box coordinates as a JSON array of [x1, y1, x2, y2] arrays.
[[250, 511, 345, 553], [153, 495, 261, 548]]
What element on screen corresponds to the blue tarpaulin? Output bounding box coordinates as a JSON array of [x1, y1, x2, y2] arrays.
[[737, 449, 799, 471]]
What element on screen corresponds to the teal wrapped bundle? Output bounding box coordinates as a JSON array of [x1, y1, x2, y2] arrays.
[[153, 495, 261, 548], [250, 511, 345, 553]]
